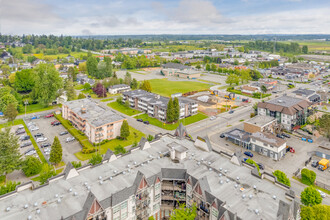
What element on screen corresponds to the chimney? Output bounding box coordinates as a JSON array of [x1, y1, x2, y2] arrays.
[[170, 147, 176, 160]]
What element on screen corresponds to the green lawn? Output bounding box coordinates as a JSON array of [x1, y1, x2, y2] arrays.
[[18, 104, 61, 115], [74, 84, 84, 90], [100, 98, 114, 102], [135, 112, 208, 130], [107, 102, 141, 116], [74, 126, 145, 161], [148, 79, 211, 97]]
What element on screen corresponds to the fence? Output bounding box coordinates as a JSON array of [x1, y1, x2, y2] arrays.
[[315, 181, 330, 191]]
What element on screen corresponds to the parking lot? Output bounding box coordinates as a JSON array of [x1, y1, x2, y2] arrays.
[[25, 114, 82, 164]]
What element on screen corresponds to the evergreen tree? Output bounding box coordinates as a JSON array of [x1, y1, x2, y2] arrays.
[[131, 78, 138, 89], [86, 56, 98, 78], [140, 80, 152, 92], [49, 136, 62, 164], [166, 98, 174, 123], [205, 63, 210, 71], [64, 79, 76, 101], [120, 120, 130, 140], [104, 56, 113, 77], [68, 67, 78, 81], [0, 128, 22, 176], [124, 72, 132, 85], [173, 97, 180, 122], [4, 103, 18, 123]]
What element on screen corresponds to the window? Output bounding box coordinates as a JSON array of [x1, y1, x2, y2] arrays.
[[153, 203, 159, 212], [121, 212, 127, 219], [121, 201, 127, 210], [155, 183, 160, 191], [263, 143, 267, 147], [154, 193, 160, 201], [113, 205, 120, 214]]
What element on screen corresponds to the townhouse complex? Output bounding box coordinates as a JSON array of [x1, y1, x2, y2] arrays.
[[0, 128, 299, 220], [122, 90, 198, 121], [62, 99, 125, 143], [257, 95, 313, 131]]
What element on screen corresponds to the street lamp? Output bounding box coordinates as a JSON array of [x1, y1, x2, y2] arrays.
[[24, 100, 29, 119]]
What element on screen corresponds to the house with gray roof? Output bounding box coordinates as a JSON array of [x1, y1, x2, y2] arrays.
[[292, 88, 321, 104], [0, 133, 300, 220], [62, 98, 125, 143], [108, 84, 130, 94], [257, 95, 312, 130]]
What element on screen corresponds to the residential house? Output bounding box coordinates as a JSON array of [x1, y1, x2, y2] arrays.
[[292, 88, 321, 104], [257, 95, 313, 130], [108, 84, 131, 94], [62, 99, 125, 143], [122, 90, 198, 121]]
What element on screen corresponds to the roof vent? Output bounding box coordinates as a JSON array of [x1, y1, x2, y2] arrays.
[[273, 195, 277, 200], [208, 168, 212, 171], [6, 207, 10, 212], [255, 209, 259, 215], [109, 176, 113, 180], [277, 100, 283, 103], [24, 204, 29, 209], [242, 194, 246, 199], [234, 184, 238, 188], [149, 155, 152, 158], [68, 188, 72, 192], [87, 186, 91, 191], [201, 158, 204, 161], [220, 180, 224, 184], [191, 153, 195, 156], [36, 209, 41, 214], [81, 105, 87, 113], [99, 180, 103, 185], [127, 164, 130, 168], [253, 185, 257, 189], [224, 170, 228, 173], [27, 216, 32, 220], [219, 168, 222, 171], [147, 160, 150, 164], [208, 162, 211, 165], [123, 171, 126, 175], [226, 179, 230, 183], [236, 177, 240, 180], [73, 192, 78, 196], [219, 173, 222, 177], [34, 202, 38, 207], [134, 161, 137, 165], [197, 161, 200, 165], [141, 163, 144, 166], [57, 199, 61, 204], [98, 176, 102, 180], [114, 170, 118, 174], [249, 195, 253, 199], [84, 182, 88, 186], [55, 194, 58, 198]]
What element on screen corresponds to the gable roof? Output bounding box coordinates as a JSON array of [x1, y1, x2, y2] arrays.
[[64, 162, 79, 180], [174, 123, 189, 139]]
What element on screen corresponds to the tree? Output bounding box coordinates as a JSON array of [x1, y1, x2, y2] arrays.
[[273, 170, 290, 186], [173, 97, 180, 122], [68, 67, 78, 81], [104, 56, 113, 77], [4, 103, 18, 123], [124, 72, 132, 85], [125, 100, 130, 108], [88, 153, 102, 165], [240, 70, 251, 84], [0, 65, 10, 77], [302, 45, 308, 54], [14, 69, 35, 92], [64, 79, 76, 101], [86, 56, 98, 77], [8, 73, 15, 85], [39, 164, 56, 184], [0, 128, 22, 176], [166, 98, 174, 123], [120, 120, 130, 140], [301, 168, 316, 185], [301, 186, 322, 206], [205, 63, 210, 71], [131, 78, 138, 89], [233, 60, 239, 65], [114, 145, 126, 155], [49, 136, 62, 165], [78, 93, 86, 99], [79, 62, 87, 73], [0, 93, 18, 113], [32, 63, 63, 107], [147, 135, 154, 142], [300, 204, 330, 220], [195, 64, 201, 70], [170, 203, 197, 220], [140, 80, 152, 92], [211, 64, 217, 72], [22, 156, 42, 177], [318, 113, 330, 141], [226, 74, 240, 86], [92, 82, 107, 98], [83, 82, 91, 91], [261, 85, 267, 99]]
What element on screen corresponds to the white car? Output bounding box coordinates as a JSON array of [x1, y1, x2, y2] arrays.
[[30, 126, 39, 131], [37, 137, 47, 143], [44, 148, 50, 152], [210, 116, 216, 121], [45, 151, 50, 155], [27, 122, 35, 127], [318, 190, 326, 198], [66, 137, 75, 143]]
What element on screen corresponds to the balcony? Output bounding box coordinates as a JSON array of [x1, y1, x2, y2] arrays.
[[192, 104, 198, 108]]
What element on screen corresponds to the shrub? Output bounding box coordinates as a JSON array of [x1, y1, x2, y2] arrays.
[[273, 170, 291, 186], [71, 161, 82, 169], [301, 168, 316, 185], [89, 153, 102, 165], [147, 134, 154, 142], [22, 156, 43, 177], [82, 147, 97, 154], [132, 141, 138, 148], [0, 181, 21, 195], [114, 145, 126, 155], [246, 159, 260, 175], [0, 175, 6, 184]]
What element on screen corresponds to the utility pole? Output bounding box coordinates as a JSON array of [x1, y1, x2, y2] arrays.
[[24, 100, 29, 119]]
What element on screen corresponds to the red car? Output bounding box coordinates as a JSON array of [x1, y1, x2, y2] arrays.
[[45, 113, 54, 118], [290, 147, 295, 153], [51, 120, 59, 125]]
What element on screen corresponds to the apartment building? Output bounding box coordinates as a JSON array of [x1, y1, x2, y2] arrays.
[[62, 99, 125, 143], [257, 95, 312, 130], [108, 84, 131, 94], [0, 128, 300, 220], [122, 90, 198, 121]]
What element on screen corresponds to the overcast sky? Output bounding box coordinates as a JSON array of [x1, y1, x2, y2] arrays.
[[1, 0, 330, 35]]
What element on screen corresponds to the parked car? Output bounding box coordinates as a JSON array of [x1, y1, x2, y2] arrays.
[[317, 190, 326, 198], [20, 135, 30, 141], [276, 134, 284, 139], [16, 127, 24, 133], [51, 120, 59, 125], [210, 116, 216, 120], [257, 163, 264, 170], [16, 129, 26, 135], [244, 151, 253, 157], [66, 137, 75, 143], [52, 121, 61, 126], [37, 137, 47, 143], [143, 121, 150, 125], [243, 158, 248, 162], [60, 131, 69, 136], [25, 149, 36, 156], [34, 133, 44, 138], [137, 119, 143, 122], [30, 126, 39, 131], [220, 133, 225, 138], [27, 122, 35, 127], [44, 148, 50, 152], [20, 141, 32, 148], [282, 133, 291, 138], [311, 160, 319, 168], [41, 143, 51, 148], [31, 115, 40, 120], [289, 147, 295, 153], [228, 110, 234, 114], [45, 113, 54, 118], [45, 151, 50, 155]]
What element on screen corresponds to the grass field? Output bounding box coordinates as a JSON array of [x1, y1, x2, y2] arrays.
[[100, 98, 114, 102], [74, 126, 145, 161], [107, 102, 141, 116], [74, 84, 84, 90], [18, 104, 60, 115], [29, 51, 94, 60], [149, 79, 211, 97], [135, 112, 208, 130]]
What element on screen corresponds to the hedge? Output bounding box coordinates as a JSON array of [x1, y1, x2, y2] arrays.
[[301, 168, 316, 186], [273, 170, 291, 187]]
